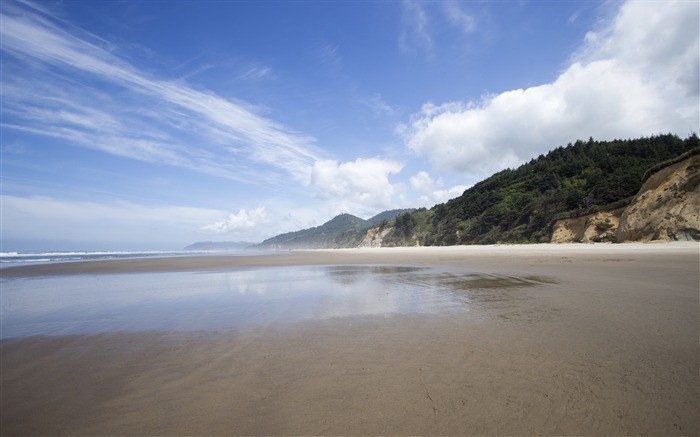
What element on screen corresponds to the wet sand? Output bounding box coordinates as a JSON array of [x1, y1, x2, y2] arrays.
[[2, 243, 699, 435]]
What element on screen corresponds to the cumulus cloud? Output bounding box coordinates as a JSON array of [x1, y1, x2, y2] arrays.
[[410, 171, 468, 207], [409, 170, 435, 193], [310, 157, 404, 215], [200, 207, 272, 234], [401, 1, 699, 178], [578, 1, 699, 101]]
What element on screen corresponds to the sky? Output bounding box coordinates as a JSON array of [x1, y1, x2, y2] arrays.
[[1, 0, 698, 251]]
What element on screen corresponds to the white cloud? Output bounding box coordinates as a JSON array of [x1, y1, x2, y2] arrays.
[[402, 0, 699, 178], [310, 157, 404, 216], [409, 171, 435, 192], [409, 171, 468, 207], [0, 2, 321, 184], [200, 207, 272, 234], [577, 0, 699, 101]]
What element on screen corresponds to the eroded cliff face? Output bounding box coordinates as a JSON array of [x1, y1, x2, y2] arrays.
[[358, 226, 392, 248], [551, 209, 624, 243], [616, 155, 700, 242], [551, 155, 700, 243], [551, 154, 700, 243]]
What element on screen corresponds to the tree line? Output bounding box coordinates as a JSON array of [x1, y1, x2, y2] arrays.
[[382, 134, 699, 246]]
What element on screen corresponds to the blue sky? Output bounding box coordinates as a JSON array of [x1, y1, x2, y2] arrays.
[[1, 0, 698, 251]]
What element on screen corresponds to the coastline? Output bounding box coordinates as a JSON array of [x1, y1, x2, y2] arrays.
[[2, 241, 698, 277], [2, 242, 698, 435]]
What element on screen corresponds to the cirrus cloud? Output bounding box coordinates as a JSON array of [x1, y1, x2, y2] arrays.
[[0, 1, 322, 185]]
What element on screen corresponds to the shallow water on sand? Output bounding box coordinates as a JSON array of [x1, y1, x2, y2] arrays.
[[0, 265, 551, 338]]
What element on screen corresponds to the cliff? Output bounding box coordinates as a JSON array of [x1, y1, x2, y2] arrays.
[[551, 209, 625, 243], [616, 154, 700, 242], [358, 226, 392, 248], [551, 153, 699, 243]]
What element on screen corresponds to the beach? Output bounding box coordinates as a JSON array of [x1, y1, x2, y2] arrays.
[[1, 243, 698, 435]]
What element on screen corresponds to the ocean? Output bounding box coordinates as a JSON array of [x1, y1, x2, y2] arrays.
[[0, 250, 246, 267]]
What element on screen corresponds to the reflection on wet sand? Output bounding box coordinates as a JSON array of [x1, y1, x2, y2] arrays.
[[2, 265, 560, 339]]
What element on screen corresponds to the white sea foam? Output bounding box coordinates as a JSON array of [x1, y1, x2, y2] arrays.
[[0, 250, 190, 265], [0, 249, 255, 266]]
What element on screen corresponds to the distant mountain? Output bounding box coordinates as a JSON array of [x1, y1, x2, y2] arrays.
[[255, 209, 415, 250], [255, 213, 365, 250], [184, 241, 255, 251]]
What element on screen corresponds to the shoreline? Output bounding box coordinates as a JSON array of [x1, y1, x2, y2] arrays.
[[2, 241, 697, 277], [2, 241, 698, 435]]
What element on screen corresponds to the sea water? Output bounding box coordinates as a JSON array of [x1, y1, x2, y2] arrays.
[[0, 265, 482, 339], [0, 250, 245, 267]]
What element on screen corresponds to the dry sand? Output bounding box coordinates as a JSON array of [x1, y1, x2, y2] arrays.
[[1, 243, 699, 435]]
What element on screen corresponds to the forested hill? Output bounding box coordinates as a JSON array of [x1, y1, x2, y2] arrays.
[[385, 134, 699, 246], [256, 209, 415, 249]]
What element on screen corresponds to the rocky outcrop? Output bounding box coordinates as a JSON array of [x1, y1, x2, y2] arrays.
[[551, 153, 699, 243], [358, 226, 392, 248], [551, 209, 624, 243], [616, 154, 700, 242]]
